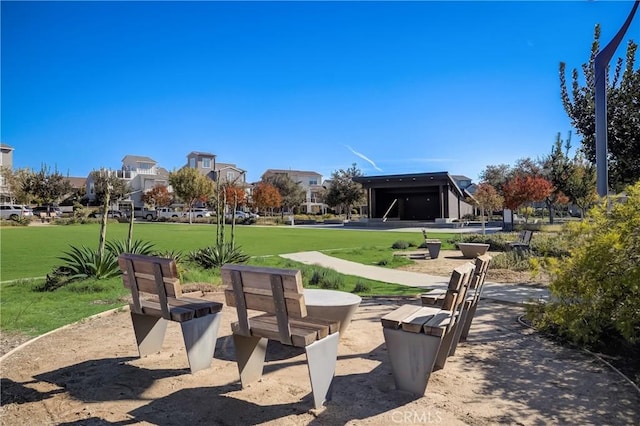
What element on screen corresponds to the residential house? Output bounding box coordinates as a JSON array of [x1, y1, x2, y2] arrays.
[[261, 169, 326, 214], [186, 151, 246, 185], [0, 143, 14, 203], [85, 155, 170, 208], [353, 172, 474, 222]]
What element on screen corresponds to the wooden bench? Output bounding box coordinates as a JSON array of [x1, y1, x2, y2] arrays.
[[421, 254, 492, 355], [380, 262, 475, 395], [119, 253, 223, 373], [508, 230, 533, 251], [222, 264, 341, 409]]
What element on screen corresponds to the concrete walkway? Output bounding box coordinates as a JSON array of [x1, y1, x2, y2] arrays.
[[281, 251, 550, 306]]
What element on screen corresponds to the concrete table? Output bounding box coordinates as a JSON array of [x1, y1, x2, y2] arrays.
[[304, 289, 362, 336]]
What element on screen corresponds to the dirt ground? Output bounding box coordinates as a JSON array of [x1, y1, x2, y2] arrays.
[[2, 252, 638, 425]]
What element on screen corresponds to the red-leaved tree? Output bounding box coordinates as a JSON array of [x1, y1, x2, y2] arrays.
[[142, 184, 172, 207], [252, 182, 282, 215], [503, 175, 553, 222]]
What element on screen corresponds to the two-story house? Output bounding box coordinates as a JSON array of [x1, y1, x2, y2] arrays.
[[85, 155, 170, 208], [185, 151, 246, 185], [261, 169, 326, 214]]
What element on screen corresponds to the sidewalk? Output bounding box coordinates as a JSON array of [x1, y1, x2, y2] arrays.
[[280, 251, 550, 305]]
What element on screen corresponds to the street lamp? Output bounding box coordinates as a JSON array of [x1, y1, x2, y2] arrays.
[[594, 0, 639, 197]]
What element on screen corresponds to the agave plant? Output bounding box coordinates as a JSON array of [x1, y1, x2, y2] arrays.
[[156, 249, 185, 264], [57, 245, 121, 280], [188, 243, 249, 269], [105, 239, 156, 256]]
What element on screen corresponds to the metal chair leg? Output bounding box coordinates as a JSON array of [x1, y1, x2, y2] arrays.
[[130, 312, 168, 357], [305, 332, 339, 409], [181, 313, 222, 373], [233, 334, 268, 386]]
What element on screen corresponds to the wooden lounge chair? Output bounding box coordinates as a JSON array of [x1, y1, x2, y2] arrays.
[[508, 230, 533, 251], [222, 264, 340, 409], [421, 254, 492, 354], [380, 262, 475, 395], [119, 253, 223, 373]]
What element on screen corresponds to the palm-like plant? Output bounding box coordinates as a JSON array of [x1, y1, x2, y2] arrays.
[[57, 245, 121, 280], [188, 243, 249, 269]]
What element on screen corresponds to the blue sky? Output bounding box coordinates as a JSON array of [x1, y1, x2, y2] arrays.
[[2, 1, 639, 183]]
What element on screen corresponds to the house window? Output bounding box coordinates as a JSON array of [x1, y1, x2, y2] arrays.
[[309, 179, 318, 185], [189, 158, 196, 168], [226, 171, 234, 181], [203, 158, 211, 168]]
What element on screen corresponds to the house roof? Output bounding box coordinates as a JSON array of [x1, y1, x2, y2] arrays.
[[262, 168, 322, 177], [353, 172, 466, 199], [66, 177, 87, 189], [1, 143, 14, 151], [188, 151, 216, 157], [122, 155, 156, 164], [451, 175, 472, 182]]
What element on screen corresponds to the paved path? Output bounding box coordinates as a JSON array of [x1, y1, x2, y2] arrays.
[[281, 251, 550, 305]]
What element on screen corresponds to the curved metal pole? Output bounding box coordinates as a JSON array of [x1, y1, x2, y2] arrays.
[[594, 0, 639, 197]]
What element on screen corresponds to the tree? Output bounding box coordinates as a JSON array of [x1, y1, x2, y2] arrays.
[[325, 164, 365, 219], [224, 184, 246, 210], [560, 24, 640, 192], [90, 170, 129, 206], [168, 168, 214, 224], [13, 164, 73, 208], [252, 182, 282, 214], [565, 153, 599, 218], [262, 174, 306, 215], [502, 175, 553, 222], [1, 167, 33, 204], [142, 185, 172, 207], [470, 183, 504, 235], [479, 164, 511, 195], [540, 133, 574, 223]]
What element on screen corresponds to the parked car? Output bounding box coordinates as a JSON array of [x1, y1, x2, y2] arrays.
[[0, 204, 33, 220], [32, 206, 63, 218], [89, 210, 125, 219], [225, 211, 258, 221], [133, 207, 157, 221], [189, 208, 211, 218]]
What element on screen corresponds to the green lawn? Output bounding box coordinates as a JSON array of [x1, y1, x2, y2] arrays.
[[1, 223, 440, 337], [0, 223, 447, 281]]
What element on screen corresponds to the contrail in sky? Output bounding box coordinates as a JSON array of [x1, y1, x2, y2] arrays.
[[345, 145, 383, 172]]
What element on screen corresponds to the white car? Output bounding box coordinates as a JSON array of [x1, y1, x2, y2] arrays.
[[188, 208, 211, 218], [0, 204, 33, 220]]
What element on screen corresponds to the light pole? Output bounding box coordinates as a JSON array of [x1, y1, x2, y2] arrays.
[[594, 0, 639, 197]]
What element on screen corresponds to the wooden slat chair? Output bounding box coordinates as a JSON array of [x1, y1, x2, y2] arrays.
[[119, 253, 223, 374], [508, 230, 533, 251], [222, 264, 340, 410], [380, 263, 475, 395], [421, 254, 492, 354]]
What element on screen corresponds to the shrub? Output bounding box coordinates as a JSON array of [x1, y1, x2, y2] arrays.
[[391, 240, 411, 249], [188, 243, 249, 269], [490, 251, 532, 271], [305, 267, 344, 290], [353, 281, 371, 293], [528, 181, 640, 347], [455, 233, 511, 251]]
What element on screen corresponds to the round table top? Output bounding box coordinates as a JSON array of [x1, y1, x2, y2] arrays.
[[304, 288, 362, 307]]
